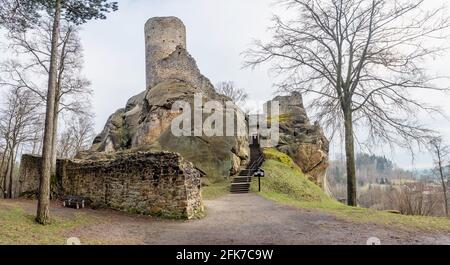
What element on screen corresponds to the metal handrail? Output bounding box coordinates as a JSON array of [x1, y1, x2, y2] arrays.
[[246, 154, 264, 176]]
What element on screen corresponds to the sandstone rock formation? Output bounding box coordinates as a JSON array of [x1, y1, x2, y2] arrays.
[[267, 92, 329, 187], [81, 17, 249, 180]]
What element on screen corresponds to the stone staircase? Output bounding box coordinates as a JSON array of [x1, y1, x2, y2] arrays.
[[230, 175, 252, 194], [230, 135, 264, 194]]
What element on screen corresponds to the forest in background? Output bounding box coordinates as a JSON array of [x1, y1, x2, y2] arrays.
[[328, 153, 450, 217]]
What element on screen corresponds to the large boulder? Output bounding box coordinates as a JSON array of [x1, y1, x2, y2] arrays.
[[82, 18, 249, 180], [267, 92, 329, 187]]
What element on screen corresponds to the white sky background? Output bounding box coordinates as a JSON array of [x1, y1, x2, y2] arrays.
[[4, 0, 449, 169]]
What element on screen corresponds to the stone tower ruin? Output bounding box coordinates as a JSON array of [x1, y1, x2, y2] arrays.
[[145, 16, 187, 89]]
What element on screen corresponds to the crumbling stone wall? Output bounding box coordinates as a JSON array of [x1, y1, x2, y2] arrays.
[[18, 155, 42, 196], [19, 151, 203, 219]]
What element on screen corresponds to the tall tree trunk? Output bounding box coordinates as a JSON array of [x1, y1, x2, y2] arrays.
[[344, 109, 357, 206], [437, 156, 449, 217], [31, 130, 39, 155], [50, 104, 59, 181], [0, 146, 9, 194], [443, 181, 449, 218], [7, 146, 15, 199], [12, 145, 21, 198], [2, 152, 11, 199], [36, 0, 61, 225]]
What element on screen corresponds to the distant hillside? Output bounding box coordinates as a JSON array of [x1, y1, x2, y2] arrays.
[[328, 153, 410, 188]]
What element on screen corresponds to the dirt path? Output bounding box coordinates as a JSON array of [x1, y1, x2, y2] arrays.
[[4, 194, 450, 245], [140, 194, 450, 245]]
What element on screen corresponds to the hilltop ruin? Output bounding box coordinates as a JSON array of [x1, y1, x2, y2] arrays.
[[18, 16, 329, 219]]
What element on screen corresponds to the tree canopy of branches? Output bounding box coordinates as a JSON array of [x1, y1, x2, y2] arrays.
[[215, 81, 249, 107], [57, 113, 95, 159], [0, 16, 94, 177], [0, 0, 118, 31], [0, 87, 41, 198], [0, 0, 117, 224], [244, 0, 450, 206]]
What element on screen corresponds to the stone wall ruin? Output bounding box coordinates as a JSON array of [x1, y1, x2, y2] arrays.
[[19, 151, 203, 219]]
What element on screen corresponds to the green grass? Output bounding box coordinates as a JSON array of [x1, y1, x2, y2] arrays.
[[202, 179, 230, 200], [254, 160, 330, 202], [256, 148, 450, 233], [0, 203, 96, 245]]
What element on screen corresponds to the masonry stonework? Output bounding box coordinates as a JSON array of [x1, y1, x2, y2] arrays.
[[19, 152, 203, 219], [145, 16, 187, 89]]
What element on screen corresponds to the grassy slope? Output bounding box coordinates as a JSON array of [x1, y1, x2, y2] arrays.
[[256, 148, 450, 232], [0, 202, 96, 245]]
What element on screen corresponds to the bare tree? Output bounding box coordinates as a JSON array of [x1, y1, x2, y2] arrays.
[[398, 182, 441, 216], [57, 112, 95, 159], [215, 81, 248, 107], [1, 0, 117, 224], [430, 136, 449, 217], [244, 0, 450, 206], [0, 133, 8, 194], [0, 86, 41, 198], [1, 17, 93, 178], [29, 118, 44, 156]]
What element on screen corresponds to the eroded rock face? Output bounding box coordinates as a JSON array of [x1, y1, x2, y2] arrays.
[[83, 17, 249, 180], [268, 92, 329, 187]]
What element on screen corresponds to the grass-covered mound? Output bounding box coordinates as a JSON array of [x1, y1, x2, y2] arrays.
[[257, 148, 450, 232], [256, 148, 331, 203]]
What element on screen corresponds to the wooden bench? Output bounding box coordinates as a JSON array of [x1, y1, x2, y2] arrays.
[[63, 196, 90, 209]]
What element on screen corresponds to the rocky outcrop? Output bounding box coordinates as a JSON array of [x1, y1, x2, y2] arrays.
[[82, 17, 249, 180], [267, 92, 329, 187]]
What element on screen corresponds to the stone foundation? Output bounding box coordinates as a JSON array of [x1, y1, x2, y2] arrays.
[[19, 151, 203, 219]]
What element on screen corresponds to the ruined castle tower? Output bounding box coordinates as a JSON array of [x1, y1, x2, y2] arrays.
[[145, 17, 187, 90], [84, 16, 249, 180]]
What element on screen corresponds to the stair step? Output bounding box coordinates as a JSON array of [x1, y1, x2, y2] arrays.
[[230, 182, 251, 192], [230, 185, 250, 188], [230, 185, 250, 189], [230, 149, 265, 193], [232, 178, 252, 183], [230, 187, 250, 190]]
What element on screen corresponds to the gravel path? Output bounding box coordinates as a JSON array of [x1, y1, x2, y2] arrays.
[[140, 194, 450, 245], [4, 194, 450, 245]]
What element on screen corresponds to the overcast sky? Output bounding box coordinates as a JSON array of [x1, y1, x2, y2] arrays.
[[37, 0, 450, 169], [80, 0, 278, 125]]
